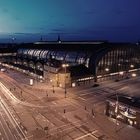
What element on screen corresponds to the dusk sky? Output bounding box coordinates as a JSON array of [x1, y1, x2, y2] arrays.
[[0, 0, 140, 42]]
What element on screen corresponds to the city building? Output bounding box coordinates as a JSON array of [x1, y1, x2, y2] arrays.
[[0, 41, 140, 87], [105, 94, 140, 129]]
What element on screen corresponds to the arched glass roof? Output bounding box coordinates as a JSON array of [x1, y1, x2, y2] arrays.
[[17, 48, 91, 65], [65, 51, 78, 63], [55, 51, 66, 61], [39, 50, 48, 60]]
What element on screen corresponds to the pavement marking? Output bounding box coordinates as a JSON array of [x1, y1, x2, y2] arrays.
[[14, 134, 18, 140], [26, 135, 33, 139], [91, 130, 98, 134], [78, 97, 86, 101], [21, 125, 24, 129], [50, 120, 83, 132], [52, 102, 57, 105], [45, 118, 50, 123], [0, 98, 27, 140], [80, 91, 94, 96], [0, 118, 10, 140], [119, 86, 128, 90], [74, 130, 98, 140], [0, 112, 15, 139], [38, 113, 50, 123]]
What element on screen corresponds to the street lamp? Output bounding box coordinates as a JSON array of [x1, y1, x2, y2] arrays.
[[105, 68, 109, 72], [132, 73, 136, 77], [11, 37, 16, 47], [104, 68, 109, 81], [119, 71, 124, 75], [115, 92, 120, 132], [130, 64, 134, 68], [62, 64, 69, 98], [52, 85, 55, 93], [34, 67, 37, 83], [50, 79, 55, 93]]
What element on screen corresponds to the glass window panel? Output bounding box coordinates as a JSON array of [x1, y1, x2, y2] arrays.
[[65, 52, 77, 63], [40, 50, 49, 59], [23, 49, 28, 55], [55, 51, 66, 61], [28, 49, 35, 56], [76, 52, 87, 64], [34, 50, 41, 57], [17, 49, 23, 54], [50, 51, 57, 58]]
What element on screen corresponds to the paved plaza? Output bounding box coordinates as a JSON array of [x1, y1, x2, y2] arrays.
[[0, 68, 140, 140]]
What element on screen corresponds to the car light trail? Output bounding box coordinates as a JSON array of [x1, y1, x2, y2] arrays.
[[0, 97, 28, 140]]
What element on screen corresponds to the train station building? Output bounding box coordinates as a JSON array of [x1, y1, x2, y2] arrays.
[[0, 40, 140, 87]]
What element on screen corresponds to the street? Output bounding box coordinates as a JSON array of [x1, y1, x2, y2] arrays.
[[0, 96, 28, 140], [0, 69, 140, 140]]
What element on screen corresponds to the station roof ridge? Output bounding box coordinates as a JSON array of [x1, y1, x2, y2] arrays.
[[34, 40, 107, 45]]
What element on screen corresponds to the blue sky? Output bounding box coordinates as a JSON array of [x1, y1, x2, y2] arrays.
[[0, 0, 140, 42]]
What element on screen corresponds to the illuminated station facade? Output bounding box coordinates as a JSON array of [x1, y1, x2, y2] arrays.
[[0, 41, 140, 87]]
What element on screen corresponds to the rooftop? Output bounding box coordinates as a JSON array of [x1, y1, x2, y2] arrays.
[[108, 94, 140, 109], [34, 41, 106, 45]]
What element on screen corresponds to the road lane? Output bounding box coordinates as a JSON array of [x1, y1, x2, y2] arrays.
[[0, 111, 17, 140], [0, 97, 28, 140]]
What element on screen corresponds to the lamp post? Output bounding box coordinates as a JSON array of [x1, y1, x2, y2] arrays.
[[119, 71, 124, 80], [104, 68, 109, 80], [130, 64, 134, 68], [105, 68, 109, 72], [50, 79, 55, 93], [11, 37, 16, 47], [115, 92, 119, 132], [34, 66, 37, 84], [52, 85, 55, 93], [62, 64, 69, 98]]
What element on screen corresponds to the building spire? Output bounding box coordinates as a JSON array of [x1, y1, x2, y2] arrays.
[[40, 36, 43, 41], [57, 35, 61, 43]]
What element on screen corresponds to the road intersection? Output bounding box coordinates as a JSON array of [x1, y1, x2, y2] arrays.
[[0, 69, 140, 140]]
